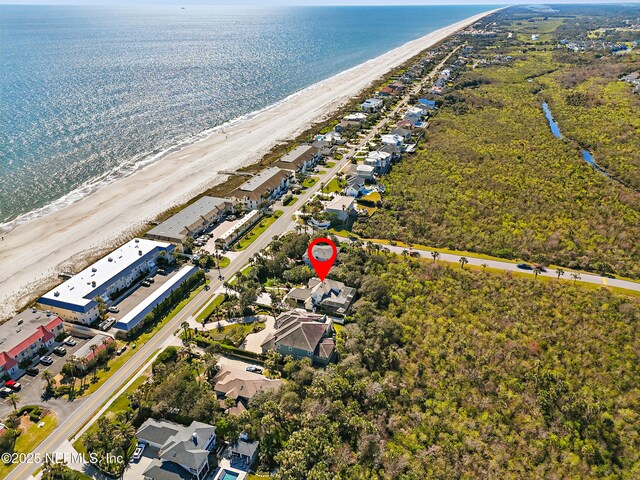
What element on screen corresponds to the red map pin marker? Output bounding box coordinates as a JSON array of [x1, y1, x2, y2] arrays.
[[307, 237, 337, 282]]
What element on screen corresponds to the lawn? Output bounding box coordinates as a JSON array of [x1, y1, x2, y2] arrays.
[[301, 177, 317, 188], [283, 196, 298, 206], [322, 178, 341, 194], [0, 411, 58, 478], [235, 211, 283, 251], [217, 256, 231, 269], [195, 294, 225, 323]]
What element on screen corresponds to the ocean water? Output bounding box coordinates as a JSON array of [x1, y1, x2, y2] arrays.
[[0, 4, 491, 229]]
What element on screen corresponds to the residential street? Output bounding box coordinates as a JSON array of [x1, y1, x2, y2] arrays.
[[376, 242, 640, 292]]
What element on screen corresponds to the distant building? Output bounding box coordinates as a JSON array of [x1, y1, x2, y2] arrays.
[[285, 277, 356, 316], [137, 419, 216, 480], [230, 167, 292, 210], [343, 113, 367, 123], [418, 98, 437, 110], [261, 309, 337, 365], [38, 238, 174, 324], [365, 151, 392, 174], [344, 175, 365, 197], [360, 98, 383, 113], [390, 127, 412, 142], [144, 196, 233, 245], [214, 210, 263, 249], [274, 144, 321, 173]]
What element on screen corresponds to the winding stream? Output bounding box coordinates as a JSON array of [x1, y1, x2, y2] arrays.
[[541, 102, 610, 178]]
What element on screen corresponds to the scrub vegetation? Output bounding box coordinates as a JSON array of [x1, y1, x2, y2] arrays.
[[354, 7, 640, 279]]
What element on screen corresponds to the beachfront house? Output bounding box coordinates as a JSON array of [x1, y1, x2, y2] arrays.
[[214, 370, 283, 416], [343, 113, 367, 123], [378, 144, 402, 161], [230, 167, 292, 210], [137, 419, 216, 480], [360, 98, 383, 113], [335, 120, 362, 133], [274, 144, 321, 173], [38, 239, 175, 324], [378, 86, 396, 97], [260, 309, 337, 365]]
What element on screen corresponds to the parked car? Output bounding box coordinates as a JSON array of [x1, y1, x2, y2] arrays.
[[64, 337, 77, 347], [246, 366, 263, 374], [0, 387, 13, 398], [131, 443, 146, 462], [107, 306, 120, 313], [140, 280, 151, 287], [517, 263, 533, 270], [25, 367, 39, 376], [53, 346, 67, 356], [100, 318, 116, 331], [145, 277, 155, 284], [157, 269, 167, 275], [116, 345, 127, 356], [39, 356, 54, 365], [5, 381, 21, 391]]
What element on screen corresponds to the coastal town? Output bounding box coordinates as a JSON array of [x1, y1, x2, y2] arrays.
[[2, 4, 640, 480]]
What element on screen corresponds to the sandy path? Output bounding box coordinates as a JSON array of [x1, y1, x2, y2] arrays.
[[0, 10, 496, 319]]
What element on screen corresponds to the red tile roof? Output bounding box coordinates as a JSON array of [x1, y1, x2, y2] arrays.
[[0, 352, 17, 371], [8, 316, 62, 358], [84, 337, 114, 362]]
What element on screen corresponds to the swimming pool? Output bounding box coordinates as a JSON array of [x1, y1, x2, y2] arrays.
[[221, 471, 239, 480]]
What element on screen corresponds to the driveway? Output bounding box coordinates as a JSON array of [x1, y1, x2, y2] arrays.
[[241, 315, 275, 354]]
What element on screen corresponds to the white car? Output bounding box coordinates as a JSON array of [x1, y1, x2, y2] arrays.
[[107, 306, 119, 313], [64, 337, 77, 346], [131, 443, 146, 462]]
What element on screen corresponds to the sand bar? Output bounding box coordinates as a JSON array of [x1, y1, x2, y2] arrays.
[[0, 10, 496, 319]]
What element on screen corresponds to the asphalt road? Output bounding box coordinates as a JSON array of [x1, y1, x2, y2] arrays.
[[378, 243, 640, 292]]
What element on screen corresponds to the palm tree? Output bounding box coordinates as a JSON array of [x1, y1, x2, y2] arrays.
[[42, 369, 54, 388], [533, 266, 542, 281], [556, 268, 565, 280], [459, 256, 468, 269], [181, 321, 191, 340], [571, 272, 581, 284], [7, 392, 19, 411], [431, 251, 440, 263]]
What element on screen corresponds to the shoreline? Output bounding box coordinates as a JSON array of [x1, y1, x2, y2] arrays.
[[0, 8, 497, 320]]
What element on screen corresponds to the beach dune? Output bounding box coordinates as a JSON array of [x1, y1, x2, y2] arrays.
[[0, 10, 494, 320]]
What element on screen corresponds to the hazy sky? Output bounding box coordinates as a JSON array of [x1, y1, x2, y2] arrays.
[[1, 0, 637, 5]]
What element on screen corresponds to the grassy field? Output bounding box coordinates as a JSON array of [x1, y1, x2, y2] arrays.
[[0, 411, 58, 479], [322, 178, 341, 194], [235, 211, 283, 251], [301, 177, 317, 188]]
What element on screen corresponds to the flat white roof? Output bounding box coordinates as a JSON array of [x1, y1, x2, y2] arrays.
[[40, 238, 173, 309], [357, 164, 375, 172], [114, 265, 198, 330]]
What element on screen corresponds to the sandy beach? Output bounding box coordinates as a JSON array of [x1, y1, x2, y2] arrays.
[[0, 9, 495, 320]]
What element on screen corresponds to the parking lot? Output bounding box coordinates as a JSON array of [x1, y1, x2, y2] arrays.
[[0, 335, 92, 417], [107, 267, 180, 322]]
